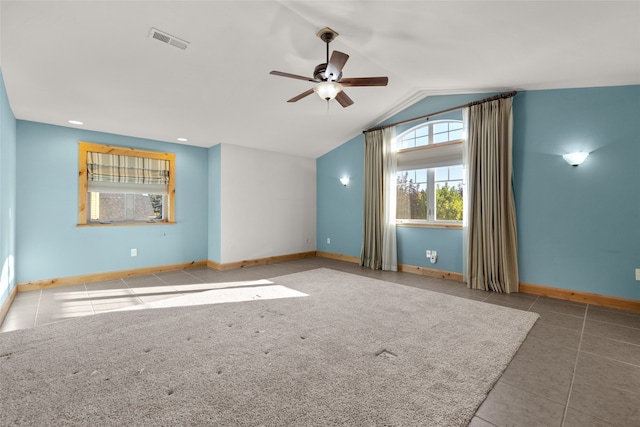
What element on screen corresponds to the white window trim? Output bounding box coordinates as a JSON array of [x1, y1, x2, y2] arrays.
[[395, 120, 464, 226]]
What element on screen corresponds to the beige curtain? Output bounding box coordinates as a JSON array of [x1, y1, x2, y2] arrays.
[[466, 97, 519, 293], [361, 128, 397, 270]]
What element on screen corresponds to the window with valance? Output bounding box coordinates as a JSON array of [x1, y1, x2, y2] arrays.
[[78, 142, 176, 225]]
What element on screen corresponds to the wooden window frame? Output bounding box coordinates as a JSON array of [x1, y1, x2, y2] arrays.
[[78, 141, 176, 226]]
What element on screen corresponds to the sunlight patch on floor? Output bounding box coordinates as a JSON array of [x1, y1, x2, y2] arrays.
[[116, 280, 308, 311], [141, 285, 306, 309]]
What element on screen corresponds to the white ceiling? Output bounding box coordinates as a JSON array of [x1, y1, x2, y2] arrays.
[[1, 1, 639, 158]]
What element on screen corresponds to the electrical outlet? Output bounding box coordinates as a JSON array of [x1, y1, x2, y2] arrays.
[[426, 250, 431, 258], [636, 268, 640, 281], [327, 238, 331, 244], [131, 248, 137, 257]]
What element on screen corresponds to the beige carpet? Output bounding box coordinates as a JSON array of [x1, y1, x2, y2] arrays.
[[0, 268, 538, 426]]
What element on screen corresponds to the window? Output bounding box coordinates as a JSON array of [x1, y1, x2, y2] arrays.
[[396, 120, 463, 150], [78, 142, 176, 225], [396, 120, 464, 225]]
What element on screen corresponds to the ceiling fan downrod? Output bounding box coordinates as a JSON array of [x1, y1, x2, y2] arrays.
[[317, 27, 338, 63]]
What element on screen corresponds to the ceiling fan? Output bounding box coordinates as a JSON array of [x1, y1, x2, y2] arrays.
[[270, 27, 389, 108]]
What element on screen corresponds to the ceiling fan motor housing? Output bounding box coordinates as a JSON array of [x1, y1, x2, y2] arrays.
[[314, 63, 341, 81]]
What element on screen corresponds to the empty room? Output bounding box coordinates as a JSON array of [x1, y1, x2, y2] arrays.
[[0, 1, 639, 426]]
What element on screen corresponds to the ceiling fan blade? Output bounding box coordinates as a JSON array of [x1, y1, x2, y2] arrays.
[[339, 77, 389, 87], [270, 70, 317, 82], [335, 91, 354, 108], [287, 88, 315, 103], [325, 50, 349, 81]]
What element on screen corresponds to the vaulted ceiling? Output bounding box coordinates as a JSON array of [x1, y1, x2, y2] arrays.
[[1, 1, 638, 158]]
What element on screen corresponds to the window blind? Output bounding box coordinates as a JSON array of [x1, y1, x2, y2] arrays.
[[396, 142, 463, 171], [87, 152, 169, 194]]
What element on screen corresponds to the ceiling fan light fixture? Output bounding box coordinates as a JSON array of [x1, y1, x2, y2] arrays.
[[313, 81, 343, 100]]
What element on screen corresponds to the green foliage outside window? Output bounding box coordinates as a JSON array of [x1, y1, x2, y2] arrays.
[[396, 171, 463, 221], [396, 172, 426, 219], [436, 183, 463, 221], [149, 194, 164, 219]]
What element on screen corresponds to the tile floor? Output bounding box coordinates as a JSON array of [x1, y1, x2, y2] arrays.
[[2, 257, 639, 426]]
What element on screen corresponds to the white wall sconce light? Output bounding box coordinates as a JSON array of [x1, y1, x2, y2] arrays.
[[562, 152, 589, 166], [340, 177, 350, 186]]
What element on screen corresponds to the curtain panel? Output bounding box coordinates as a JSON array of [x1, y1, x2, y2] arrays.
[[465, 98, 519, 293], [361, 128, 397, 271]]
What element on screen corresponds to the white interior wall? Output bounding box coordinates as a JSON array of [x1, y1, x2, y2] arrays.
[[220, 144, 316, 264]]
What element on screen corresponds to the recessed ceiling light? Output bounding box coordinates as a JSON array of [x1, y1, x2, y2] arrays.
[[68, 120, 83, 125], [177, 138, 188, 142]]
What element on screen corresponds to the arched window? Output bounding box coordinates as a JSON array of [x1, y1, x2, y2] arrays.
[[395, 120, 464, 224], [396, 120, 463, 150]]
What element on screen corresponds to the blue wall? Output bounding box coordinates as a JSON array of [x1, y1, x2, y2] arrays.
[[316, 137, 364, 257], [397, 227, 463, 273], [513, 86, 640, 300], [0, 68, 17, 307], [208, 144, 221, 263], [317, 92, 498, 270], [15, 121, 209, 283], [317, 86, 640, 300]]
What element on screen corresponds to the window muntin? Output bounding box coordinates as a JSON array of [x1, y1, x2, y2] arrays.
[[78, 142, 176, 225], [397, 120, 463, 150], [396, 120, 463, 224]]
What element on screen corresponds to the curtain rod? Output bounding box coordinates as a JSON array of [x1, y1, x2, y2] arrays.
[[364, 90, 517, 133]]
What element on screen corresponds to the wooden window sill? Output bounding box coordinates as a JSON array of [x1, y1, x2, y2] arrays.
[[77, 222, 176, 227], [396, 222, 462, 230]]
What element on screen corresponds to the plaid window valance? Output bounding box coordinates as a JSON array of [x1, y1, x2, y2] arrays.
[[87, 152, 170, 185]]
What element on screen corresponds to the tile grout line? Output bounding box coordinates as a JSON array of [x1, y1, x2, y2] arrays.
[[578, 349, 640, 369], [560, 304, 589, 427], [86, 281, 100, 315], [586, 317, 640, 331], [123, 277, 144, 305], [84, 283, 96, 315], [183, 269, 204, 282], [32, 290, 43, 327], [473, 415, 499, 426]]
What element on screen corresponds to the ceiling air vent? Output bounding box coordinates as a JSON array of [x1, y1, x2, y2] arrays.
[[149, 27, 189, 50]]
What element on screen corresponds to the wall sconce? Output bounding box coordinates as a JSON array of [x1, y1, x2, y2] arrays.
[[562, 152, 589, 166], [340, 177, 350, 186]]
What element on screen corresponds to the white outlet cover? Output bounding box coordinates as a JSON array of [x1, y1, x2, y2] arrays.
[[636, 268, 640, 281]]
